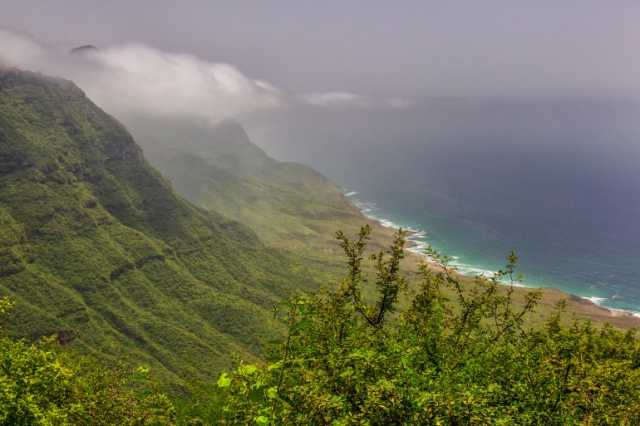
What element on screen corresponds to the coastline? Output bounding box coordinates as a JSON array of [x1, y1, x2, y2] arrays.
[[344, 191, 640, 321]]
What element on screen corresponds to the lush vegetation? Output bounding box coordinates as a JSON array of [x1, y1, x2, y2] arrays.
[[0, 70, 316, 388], [205, 226, 640, 425], [132, 112, 640, 331], [0, 297, 175, 425], [3, 69, 640, 424], [2, 226, 638, 424], [132, 117, 379, 283]]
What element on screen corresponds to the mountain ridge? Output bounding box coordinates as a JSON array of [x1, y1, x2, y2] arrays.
[[128, 104, 640, 330], [1, 68, 638, 397], [130, 116, 373, 268], [0, 69, 313, 388]]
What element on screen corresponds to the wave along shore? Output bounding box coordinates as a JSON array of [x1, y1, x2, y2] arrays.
[[344, 190, 640, 319]]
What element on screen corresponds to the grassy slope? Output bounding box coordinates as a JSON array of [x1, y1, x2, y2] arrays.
[[0, 70, 318, 388], [136, 118, 640, 330], [0, 67, 634, 402], [134, 118, 395, 284]]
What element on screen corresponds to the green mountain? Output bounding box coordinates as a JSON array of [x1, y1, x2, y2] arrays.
[[130, 117, 640, 331], [0, 69, 314, 387], [129, 117, 386, 281], [1, 70, 637, 424]]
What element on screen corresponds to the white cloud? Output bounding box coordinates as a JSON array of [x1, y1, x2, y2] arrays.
[[0, 29, 51, 69], [0, 28, 413, 124], [84, 44, 286, 121], [298, 91, 414, 109], [298, 91, 370, 108], [386, 97, 415, 109]]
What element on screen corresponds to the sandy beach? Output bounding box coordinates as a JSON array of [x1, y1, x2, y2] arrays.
[[346, 191, 640, 326]]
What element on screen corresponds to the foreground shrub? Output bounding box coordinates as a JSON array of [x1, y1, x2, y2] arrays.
[[213, 226, 640, 425], [0, 298, 176, 425]]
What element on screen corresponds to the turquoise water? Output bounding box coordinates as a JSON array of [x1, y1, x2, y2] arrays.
[[346, 187, 640, 314], [331, 101, 640, 314]]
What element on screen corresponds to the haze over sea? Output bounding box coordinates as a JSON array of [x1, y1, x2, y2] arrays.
[[261, 99, 640, 314]]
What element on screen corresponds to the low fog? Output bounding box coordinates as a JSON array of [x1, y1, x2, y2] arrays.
[[1, 2, 640, 188], [3, 1, 640, 99], [0, 29, 410, 125], [3, 1, 640, 297]]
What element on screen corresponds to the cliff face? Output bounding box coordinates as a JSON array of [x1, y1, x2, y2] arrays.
[[0, 70, 310, 386], [130, 116, 368, 273]]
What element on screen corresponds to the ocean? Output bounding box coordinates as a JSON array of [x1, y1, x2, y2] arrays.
[[319, 100, 640, 314]]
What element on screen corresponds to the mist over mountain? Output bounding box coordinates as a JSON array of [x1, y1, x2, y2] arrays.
[[254, 99, 640, 312], [0, 28, 410, 134], [0, 69, 320, 387], [2, 3, 640, 422]]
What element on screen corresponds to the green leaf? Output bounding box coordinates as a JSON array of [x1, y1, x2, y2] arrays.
[[217, 373, 232, 388], [239, 364, 258, 376], [254, 415, 269, 425], [266, 386, 278, 399]]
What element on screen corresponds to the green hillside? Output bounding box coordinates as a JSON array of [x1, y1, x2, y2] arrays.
[[1, 69, 639, 424], [0, 70, 315, 388], [130, 116, 640, 330], [130, 117, 391, 282]]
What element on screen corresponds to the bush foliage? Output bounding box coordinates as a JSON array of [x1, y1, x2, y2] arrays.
[[0, 69, 312, 386], [0, 297, 176, 425], [2, 227, 639, 425], [211, 226, 640, 425]]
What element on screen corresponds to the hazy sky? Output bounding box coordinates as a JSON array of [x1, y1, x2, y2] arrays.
[[2, 0, 640, 99], [2, 0, 640, 177]]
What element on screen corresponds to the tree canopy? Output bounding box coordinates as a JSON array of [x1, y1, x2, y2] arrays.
[[0, 297, 176, 425], [211, 226, 640, 425]]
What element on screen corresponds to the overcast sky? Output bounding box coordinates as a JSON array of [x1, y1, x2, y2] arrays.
[[2, 0, 640, 220], [2, 0, 640, 99]]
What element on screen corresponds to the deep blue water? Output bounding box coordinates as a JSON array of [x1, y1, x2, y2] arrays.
[[299, 100, 640, 313]]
